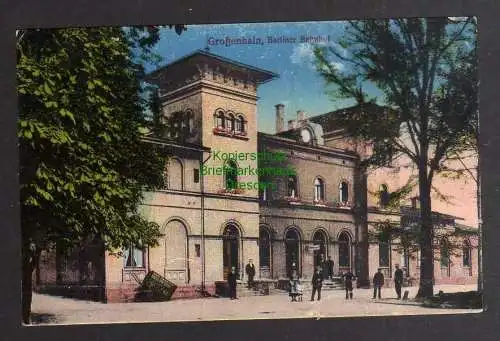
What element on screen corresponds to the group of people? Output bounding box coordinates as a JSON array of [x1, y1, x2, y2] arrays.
[[226, 259, 256, 300], [227, 257, 406, 302], [289, 265, 356, 302], [372, 264, 405, 299]]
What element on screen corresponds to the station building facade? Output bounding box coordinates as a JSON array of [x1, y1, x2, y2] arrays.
[[34, 50, 479, 302]]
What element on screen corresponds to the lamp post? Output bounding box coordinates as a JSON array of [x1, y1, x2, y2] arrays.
[[200, 150, 211, 295]]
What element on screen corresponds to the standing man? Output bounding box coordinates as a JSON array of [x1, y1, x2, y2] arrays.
[[326, 256, 335, 280], [343, 270, 355, 299], [320, 254, 328, 280], [245, 259, 256, 289], [394, 264, 404, 299], [372, 268, 385, 299], [228, 266, 238, 300], [311, 266, 323, 301]]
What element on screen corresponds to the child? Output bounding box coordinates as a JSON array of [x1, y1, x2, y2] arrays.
[[343, 270, 355, 299], [289, 270, 300, 302]]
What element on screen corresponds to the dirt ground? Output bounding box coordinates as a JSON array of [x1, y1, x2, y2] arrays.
[[30, 284, 481, 325]]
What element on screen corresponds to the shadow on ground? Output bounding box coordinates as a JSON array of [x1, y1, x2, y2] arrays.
[[30, 312, 59, 325], [372, 298, 423, 307]]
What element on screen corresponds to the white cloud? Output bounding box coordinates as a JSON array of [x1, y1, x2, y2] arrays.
[[290, 43, 316, 65], [330, 61, 345, 72], [291, 42, 348, 71]]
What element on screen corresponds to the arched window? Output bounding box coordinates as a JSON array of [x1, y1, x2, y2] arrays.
[[313, 230, 328, 269], [215, 110, 225, 129], [285, 228, 301, 277], [223, 224, 240, 279], [226, 113, 235, 132], [380, 184, 389, 208], [224, 160, 238, 189], [288, 176, 298, 198], [463, 240, 472, 267], [235, 114, 246, 133], [314, 178, 325, 201], [185, 110, 194, 135], [259, 227, 272, 271], [338, 232, 351, 269], [339, 181, 349, 203]]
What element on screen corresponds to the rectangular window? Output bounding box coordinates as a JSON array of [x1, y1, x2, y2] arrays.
[[123, 246, 144, 268], [195, 244, 201, 257], [379, 242, 390, 267], [193, 168, 199, 183]]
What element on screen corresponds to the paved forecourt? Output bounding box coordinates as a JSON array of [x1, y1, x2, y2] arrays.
[[30, 284, 480, 325]]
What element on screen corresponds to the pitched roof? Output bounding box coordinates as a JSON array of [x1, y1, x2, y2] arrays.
[[309, 102, 395, 134]]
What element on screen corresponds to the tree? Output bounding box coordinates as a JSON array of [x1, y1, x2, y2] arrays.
[[314, 18, 477, 298], [17, 25, 185, 324]]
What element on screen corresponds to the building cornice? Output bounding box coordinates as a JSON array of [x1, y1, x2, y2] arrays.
[[258, 132, 359, 161]]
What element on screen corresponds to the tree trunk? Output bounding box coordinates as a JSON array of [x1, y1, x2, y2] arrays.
[[416, 165, 435, 298], [476, 159, 482, 292], [354, 165, 370, 287], [22, 245, 35, 325]]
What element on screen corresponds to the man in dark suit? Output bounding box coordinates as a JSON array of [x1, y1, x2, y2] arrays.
[[372, 268, 385, 299], [394, 264, 404, 299], [310, 266, 323, 301], [325, 256, 335, 280], [245, 259, 256, 289], [228, 266, 238, 300]]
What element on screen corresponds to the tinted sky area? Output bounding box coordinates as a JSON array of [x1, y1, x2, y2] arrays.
[[146, 20, 473, 134], [146, 21, 375, 134]]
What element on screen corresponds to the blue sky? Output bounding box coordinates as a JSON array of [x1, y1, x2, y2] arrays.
[[146, 21, 372, 134]]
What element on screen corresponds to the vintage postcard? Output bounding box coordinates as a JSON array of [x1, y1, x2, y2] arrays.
[[17, 18, 481, 325]]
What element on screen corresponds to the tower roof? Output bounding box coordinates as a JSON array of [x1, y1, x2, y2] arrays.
[[145, 49, 279, 86]]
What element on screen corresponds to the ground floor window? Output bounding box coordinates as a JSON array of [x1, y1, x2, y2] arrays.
[[313, 230, 328, 269], [378, 242, 390, 268], [123, 245, 145, 268], [440, 239, 451, 277], [285, 228, 301, 277], [223, 224, 240, 280], [259, 227, 271, 269], [338, 232, 351, 269]]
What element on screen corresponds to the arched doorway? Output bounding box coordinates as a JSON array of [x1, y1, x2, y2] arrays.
[[285, 228, 301, 277], [164, 220, 189, 284], [259, 227, 272, 278], [223, 224, 240, 280], [313, 230, 328, 269], [338, 231, 351, 272]]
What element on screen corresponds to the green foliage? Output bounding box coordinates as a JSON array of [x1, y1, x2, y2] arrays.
[[17, 26, 184, 256], [315, 18, 477, 296], [314, 18, 477, 173]]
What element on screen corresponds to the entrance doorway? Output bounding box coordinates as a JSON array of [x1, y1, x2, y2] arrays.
[[223, 224, 240, 280], [285, 228, 300, 278], [313, 230, 328, 269], [259, 227, 272, 278]]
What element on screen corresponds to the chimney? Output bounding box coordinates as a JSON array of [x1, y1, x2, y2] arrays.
[[288, 120, 296, 130], [297, 110, 306, 122], [275, 104, 285, 133]]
